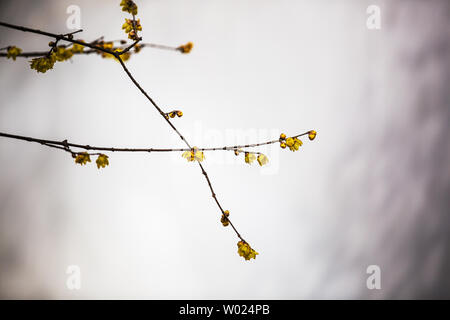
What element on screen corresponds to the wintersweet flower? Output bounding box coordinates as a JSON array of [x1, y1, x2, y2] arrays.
[[237, 241, 258, 261], [221, 210, 230, 227], [74, 152, 91, 165], [244, 152, 256, 164], [30, 53, 56, 73], [177, 42, 193, 54], [71, 42, 85, 53], [120, 0, 138, 15], [96, 154, 109, 169], [257, 154, 269, 166], [286, 137, 302, 151], [6, 46, 22, 60], [182, 147, 204, 162], [55, 46, 74, 62]]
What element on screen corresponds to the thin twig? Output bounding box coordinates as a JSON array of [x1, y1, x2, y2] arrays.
[[0, 131, 311, 154], [0, 21, 116, 56], [139, 43, 179, 52], [0, 42, 181, 58], [120, 38, 142, 55]]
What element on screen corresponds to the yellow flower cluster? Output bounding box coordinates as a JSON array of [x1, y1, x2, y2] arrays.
[[120, 0, 138, 15], [165, 110, 183, 119], [96, 42, 131, 62], [279, 131, 316, 150], [182, 147, 204, 162], [114, 49, 131, 62], [71, 42, 85, 53], [177, 42, 193, 54], [286, 137, 302, 151], [6, 46, 22, 60], [221, 210, 230, 227], [98, 42, 114, 58], [100, 41, 114, 51], [55, 46, 74, 62], [122, 19, 135, 33], [237, 241, 259, 261], [96, 154, 109, 169], [279, 133, 302, 151], [122, 18, 142, 40], [74, 152, 91, 165], [244, 152, 269, 166], [28, 41, 88, 73], [74, 153, 110, 169], [30, 53, 56, 73]]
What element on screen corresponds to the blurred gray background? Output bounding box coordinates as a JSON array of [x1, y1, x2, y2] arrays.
[[0, 0, 449, 299]]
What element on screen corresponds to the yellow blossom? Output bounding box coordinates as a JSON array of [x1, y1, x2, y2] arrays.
[[96, 154, 109, 169], [122, 19, 133, 33], [135, 19, 142, 31], [122, 18, 142, 40], [6, 46, 22, 60], [286, 137, 294, 147], [127, 31, 137, 40], [134, 44, 142, 53], [237, 241, 258, 261], [29, 53, 56, 73], [122, 18, 142, 34], [120, 0, 138, 15], [257, 154, 269, 166], [115, 49, 131, 61], [100, 42, 114, 50], [221, 210, 230, 227], [103, 49, 131, 62], [292, 137, 303, 151], [182, 147, 204, 162], [308, 130, 317, 141], [244, 152, 256, 164], [167, 110, 183, 118], [72, 42, 85, 53], [99, 42, 114, 58], [55, 46, 74, 62], [75, 152, 91, 165], [178, 42, 193, 54], [280, 142, 286, 149], [280, 133, 286, 140], [286, 137, 302, 151], [121, 52, 131, 61]]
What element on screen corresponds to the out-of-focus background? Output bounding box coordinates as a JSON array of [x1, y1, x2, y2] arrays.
[[0, 0, 449, 299]]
